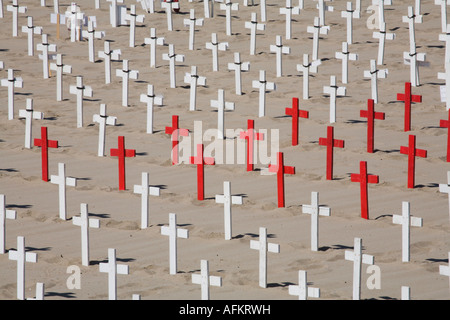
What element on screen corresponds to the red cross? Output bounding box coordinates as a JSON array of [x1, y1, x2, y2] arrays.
[[34, 126, 59, 182], [396, 82, 422, 132], [360, 99, 385, 153], [400, 134, 427, 189], [190, 144, 215, 201], [285, 97, 309, 146], [110, 136, 136, 191], [268, 152, 295, 208], [350, 161, 379, 220], [165, 115, 189, 165], [439, 109, 450, 162], [319, 126, 344, 180], [239, 119, 264, 171]]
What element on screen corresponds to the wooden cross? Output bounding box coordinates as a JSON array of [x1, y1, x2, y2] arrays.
[[245, 12, 265, 55], [0, 194, 16, 254], [435, 0, 450, 33], [140, 84, 163, 133], [81, 19, 104, 62], [319, 126, 344, 180], [268, 152, 295, 208], [1, 68, 23, 120], [6, 0, 27, 37], [69, 76, 93, 128], [307, 17, 329, 62], [215, 181, 243, 240], [397, 82, 422, 132], [116, 59, 139, 107], [21, 16, 42, 56], [350, 161, 379, 220], [190, 144, 215, 201], [341, 1, 359, 44], [184, 9, 203, 50], [50, 54, 72, 101], [239, 119, 264, 172], [8, 236, 37, 300], [228, 52, 250, 95], [392, 201, 423, 262], [99, 248, 129, 300], [210, 89, 235, 140], [144, 28, 164, 68], [250, 227, 280, 288], [125, 4, 144, 48], [161, 213, 189, 275], [50, 162, 77, 220], [400, 134, 427, 189], [133, 172, 160, 229], [345, 237, 374, 300], [93, 103, 117, 157], [285, 97, 309, 146], [50, 3, 65, 40], [206, 33, 229, 72], [439, 171, 450, 220], [165, 115, 189, 165], [36, 33, 57, 79], [161, 0, 179, 31], [34, 126, 59, 182], [323, 75, 346, 123], [288, 270, 320, 300], [270, 35, 290, 77], [372, 22, 395, 65], [220, 0, 239, 36], [364, 59, 388, 104], [110, 136, 136, 191], [335, 42, 358, 84], [302, 191, 330, 252], [98, 40, 121, 84], [279, 0, 301, 40], [252, 70, 276, 118], [360, 99, 385, 153], [162, 44, 185, 89], [191, 260, 222, 300], [18, 99, 43, 149], [439, 109, 450, 162], [72, 203, 100, 266], [297, 53, 321, 100], [316, 0, 333, 26], [184, 66, 206, 112], [439, 251, 450, 289]]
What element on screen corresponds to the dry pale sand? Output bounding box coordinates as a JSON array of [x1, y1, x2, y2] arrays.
[[0, 0, 450, 301]]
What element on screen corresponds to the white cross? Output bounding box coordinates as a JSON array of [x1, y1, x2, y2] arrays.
[[270, 35, 290, 77], [93, 103, 117, 156], [9, 236, 37, 300], [439, 24, 450, 67], [439, 172, 450, 219], [161, 0, 179, 31], [211, 89, 235, 140], [438, 61, 450, 110], [243, 0, 254, 5], [344, 237, 374, 300], [107, 0, 125, 27], [253, 70, 276, 118], [162, 44, 185, 89], [36, 33, 57, 79], [81, 19, 105, 62], [116, 59, 139, 107], [364, 59, 387, 103], [372, 0, 392, 27], [228, 52, 250, 95], [279, 0, 300, 40], [215, 181, 243, 240], [392, 201, 423, 262], [435, 0, 450, 33], [335, 42, 358, 84], [260, 0, 268, 21], [50, 162, 77, 220], [220, 0, 239, 36], [21, 16, 42, 56], [0, 0, 4, 18], [0, 194, 16, 254], [125, 4, 144, 48], [65, 2, 85, 42], [70, 75, 93, 128], [302, 191, 330, 252], [401, 286, 410, 300], [98, 40, 121, 84], [140, 84, 163, 133], [133, 172, 160, 229], [250, 227, 280, 288], [73, 203, 100, 266], [323, 75, 346, 123], [6, 0, 27, 37], [184, 66, 206, 112], [27, 283, 44, 300], [402, 5, 422, 48], [184, 9, 204, 50], [144, 28, 164, 68], [137, 0, 154, 13], [206, 33, 229, 72], [99, 248, 129, 300], [372, 22, 395, 65], [191, 260, 222, 300], [439, 251, 450, 289], [50, 53, 72, 101], [297, 53, 321, 100], [288, 270, 320, 300], [203, 0, 223, 19], [1, 68, 23, 120], [315, 0, 333, 26], [245, 12, 265, 55], [18, 98, 43, 149], [307, 16, 329, 61], [341, 2, 359, 45], [161, 213, 189, 275], [403, 47, 426, 87]]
